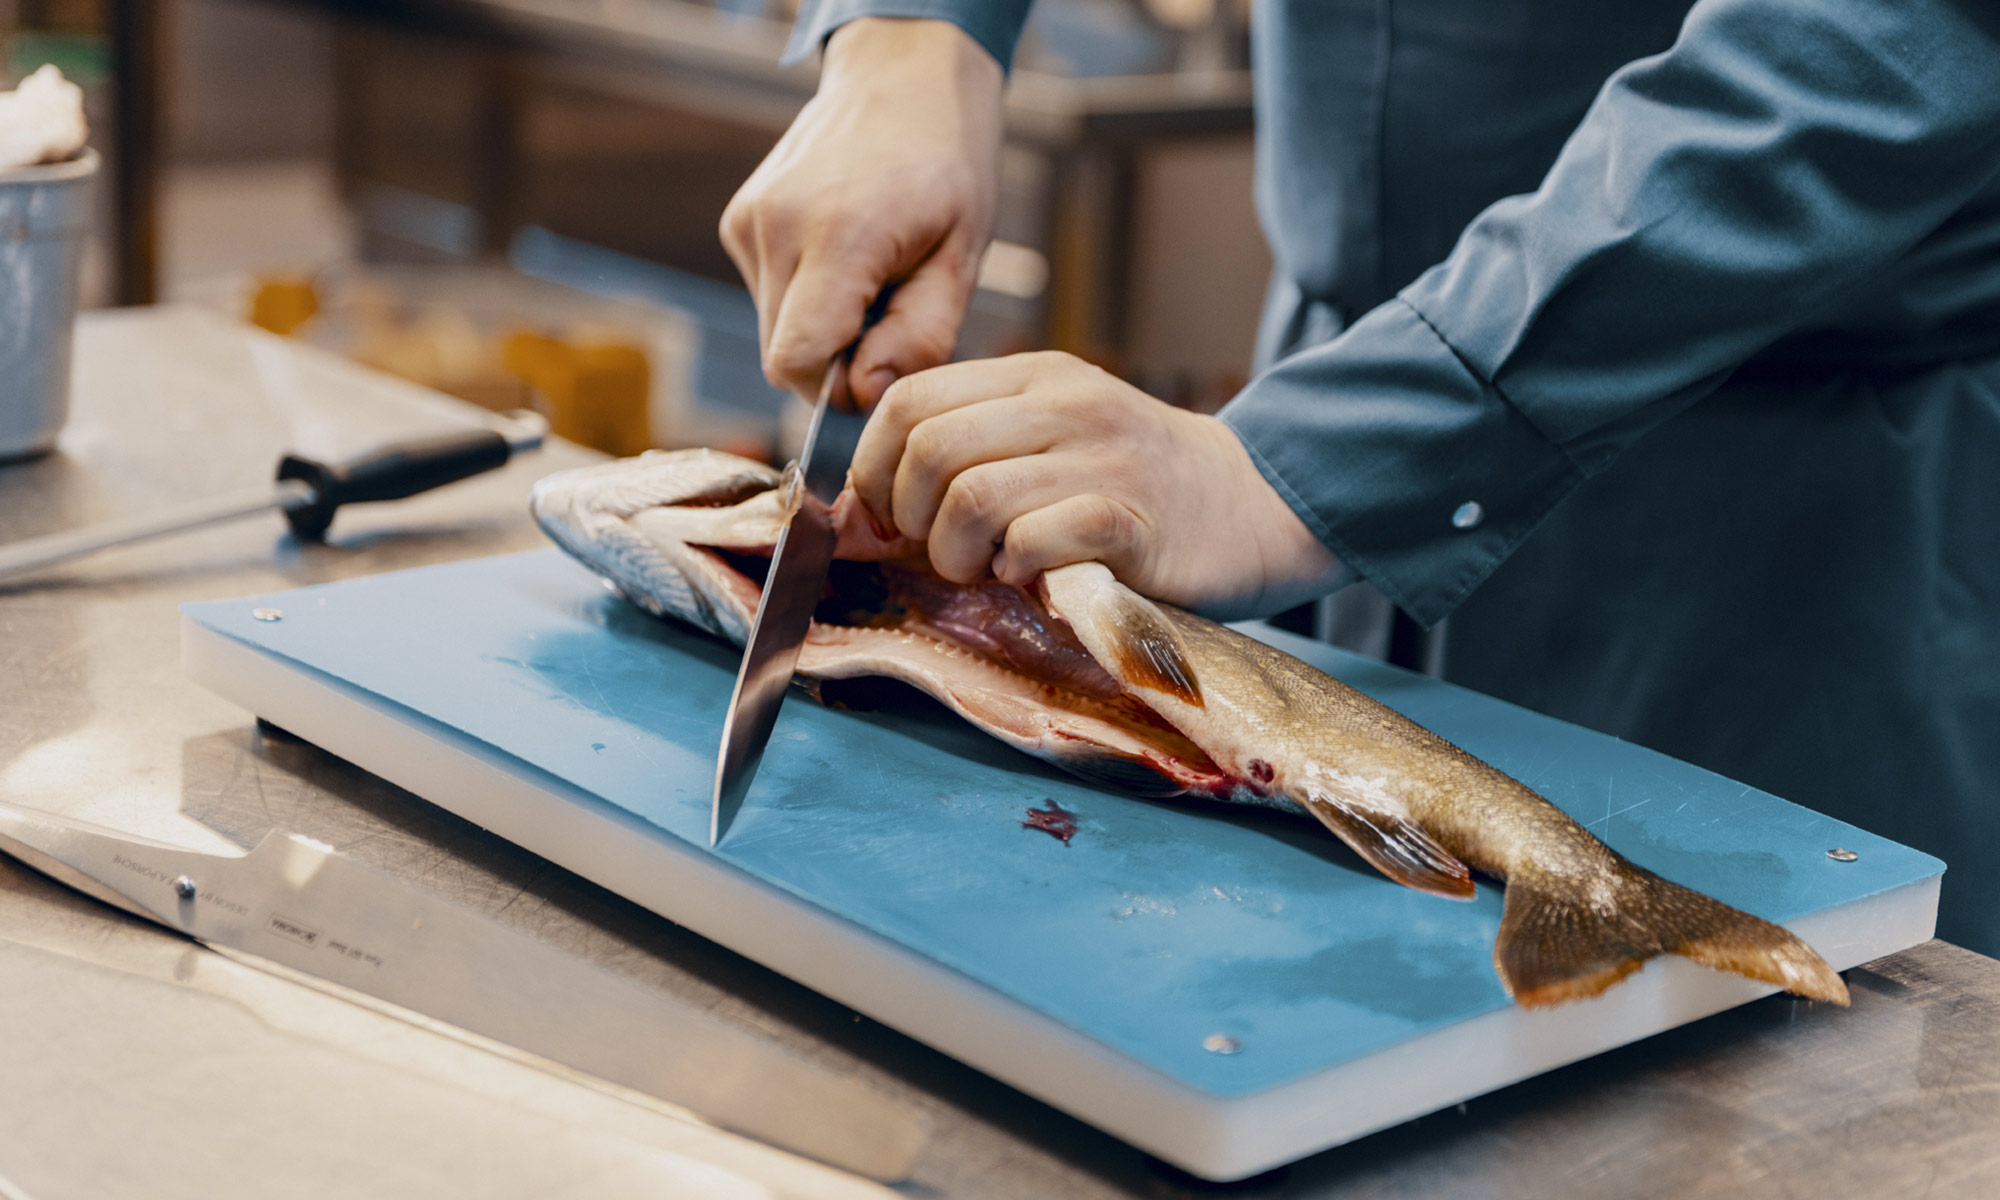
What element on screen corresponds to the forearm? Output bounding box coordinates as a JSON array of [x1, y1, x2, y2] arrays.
[[1228, 0, 2000, 626], [1415, 0, 2000, 466]]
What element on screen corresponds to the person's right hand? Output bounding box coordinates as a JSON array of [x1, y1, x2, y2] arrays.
[[720, 18, 1004, 410]]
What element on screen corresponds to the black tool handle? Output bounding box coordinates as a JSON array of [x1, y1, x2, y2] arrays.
[[277, 427, 512, 541]]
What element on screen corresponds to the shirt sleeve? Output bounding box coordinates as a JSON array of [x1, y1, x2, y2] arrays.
[[1221, 0, 2000, 628], [785, 0, 1034, 71]]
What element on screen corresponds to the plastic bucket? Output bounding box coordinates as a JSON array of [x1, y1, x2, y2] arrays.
[[0, 147, 96, 461]]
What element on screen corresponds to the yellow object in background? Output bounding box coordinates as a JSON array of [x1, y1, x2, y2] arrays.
[[242, 267, 657, 457], [501, 328, 652, 457], [249, 275, 319, 336], [498, 329, 568, 398]]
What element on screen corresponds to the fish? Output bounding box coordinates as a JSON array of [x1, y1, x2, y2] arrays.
[[531, 449, 1849, 1009]]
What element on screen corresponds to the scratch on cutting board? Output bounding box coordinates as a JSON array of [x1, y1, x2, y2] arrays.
[[578, 655, 613, 719], [1588, 797, 1654, 830]]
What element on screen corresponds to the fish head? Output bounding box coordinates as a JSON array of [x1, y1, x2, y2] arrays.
[[531, 450, 790, 642]]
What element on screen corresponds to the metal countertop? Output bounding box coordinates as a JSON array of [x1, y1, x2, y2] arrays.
[[1, 306, 1996, 1199]]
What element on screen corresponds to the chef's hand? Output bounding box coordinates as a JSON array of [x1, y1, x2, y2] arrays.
[[720, 18, 1002, 409], [850, 351, 1349, 618]]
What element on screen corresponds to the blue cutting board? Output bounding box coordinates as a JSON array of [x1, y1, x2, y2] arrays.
[[181, 549, 1942, 1179]]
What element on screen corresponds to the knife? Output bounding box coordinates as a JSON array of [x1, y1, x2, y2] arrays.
[[0, 800, 926, 1182], [0, 413, 548, 585], [711, 358, 869, 846]]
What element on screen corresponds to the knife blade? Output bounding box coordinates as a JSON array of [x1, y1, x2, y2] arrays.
[[711, 360, 868, 846], [0, 800, 926, 1182]]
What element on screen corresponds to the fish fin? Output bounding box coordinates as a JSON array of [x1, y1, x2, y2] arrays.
[[1100, 589, 1203, 708], [1494, 865, 1850, 1009], [1296, 786, 1475, 900], [1046, 745, 1193, 798]]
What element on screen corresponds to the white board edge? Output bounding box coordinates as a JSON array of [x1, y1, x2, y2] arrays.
[[181, 614, 1941, 1181]]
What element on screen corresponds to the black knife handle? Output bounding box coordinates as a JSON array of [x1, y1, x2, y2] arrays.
[[277, 427, 511, 541]]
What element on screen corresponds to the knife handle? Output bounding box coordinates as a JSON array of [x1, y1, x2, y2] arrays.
[[822, 283, 900, 413], [277, 415, 545, 541]]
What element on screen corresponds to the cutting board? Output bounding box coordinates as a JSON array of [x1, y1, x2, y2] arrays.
[[181, 549, 1942, 1180]]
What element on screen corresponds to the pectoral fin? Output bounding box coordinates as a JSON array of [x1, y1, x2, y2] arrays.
[[1101, 589, 1202, 708], [1297, 784, 1475, 899], [1041, 563, 1203, 708]]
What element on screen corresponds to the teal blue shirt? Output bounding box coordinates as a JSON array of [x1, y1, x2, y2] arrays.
[[788, 0, 2000, 952]]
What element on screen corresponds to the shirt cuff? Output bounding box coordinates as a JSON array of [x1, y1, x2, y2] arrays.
[[1220, 297, 1586, 628], [785, 0, 1033, 71]]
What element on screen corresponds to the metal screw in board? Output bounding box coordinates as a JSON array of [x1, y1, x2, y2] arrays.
[[252, 608, 283, 622], [173, 875, 197, 899], [1827, 848, 1859, 862], [1203, 1033, 1242, 1055]]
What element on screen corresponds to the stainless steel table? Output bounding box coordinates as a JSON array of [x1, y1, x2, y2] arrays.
[[2, 306, 1997, 1199]]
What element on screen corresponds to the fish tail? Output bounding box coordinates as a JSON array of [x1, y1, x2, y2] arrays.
[[1494, 864, 1850, 1009]]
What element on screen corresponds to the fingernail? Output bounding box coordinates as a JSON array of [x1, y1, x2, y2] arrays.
[[865, 368, 897, 400], [865, 505, 895, 542], [992, 549, 1010, 580]]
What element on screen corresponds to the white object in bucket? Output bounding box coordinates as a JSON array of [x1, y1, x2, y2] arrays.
[[0, 65, 88, 170]]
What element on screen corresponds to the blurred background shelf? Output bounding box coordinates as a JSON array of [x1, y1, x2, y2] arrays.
[[3, 0, 1274, 450]]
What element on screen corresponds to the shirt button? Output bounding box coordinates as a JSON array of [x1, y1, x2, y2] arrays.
[[1452, 501, 1484, 530]]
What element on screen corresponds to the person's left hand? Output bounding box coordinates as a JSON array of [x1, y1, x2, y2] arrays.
[[848, 351, 1348, 617]]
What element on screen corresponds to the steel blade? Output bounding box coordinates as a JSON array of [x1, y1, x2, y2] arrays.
[[0, 804, 925, 1181], [710, 363, 867, 845], [0, 480, 314, 585]]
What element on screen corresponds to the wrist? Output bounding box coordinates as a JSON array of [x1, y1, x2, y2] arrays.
[[1204, 417, 1350, 617], [1254, 509, 1352, 616], [822, 18, 1004, 102]]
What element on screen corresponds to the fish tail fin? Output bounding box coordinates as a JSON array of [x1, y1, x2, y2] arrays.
[[1494, 865, 1850, 1009]]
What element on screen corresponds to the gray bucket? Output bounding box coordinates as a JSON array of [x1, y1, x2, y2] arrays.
[[0, 147, 97, 461]]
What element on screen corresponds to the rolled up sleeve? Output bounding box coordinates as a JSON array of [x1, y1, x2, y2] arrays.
[[1223, 0, 2000, 627], [785, 0, 1034, 70]]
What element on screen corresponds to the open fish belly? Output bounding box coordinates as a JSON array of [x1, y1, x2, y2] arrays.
[[532, 452, 1847, 1009], [530, 452, 1234, 799], [799, 625, 1230, 796]]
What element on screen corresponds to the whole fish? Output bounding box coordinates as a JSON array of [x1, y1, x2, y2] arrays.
[[532, 450, 1848, 1009]]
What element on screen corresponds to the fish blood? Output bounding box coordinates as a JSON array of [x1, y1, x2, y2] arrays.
[[1023, 800, 1079, 845], [533, 451, 1850, 1010]]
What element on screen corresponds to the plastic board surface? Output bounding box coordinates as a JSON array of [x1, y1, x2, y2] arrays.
[[181, 550, 1943, 1178]]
